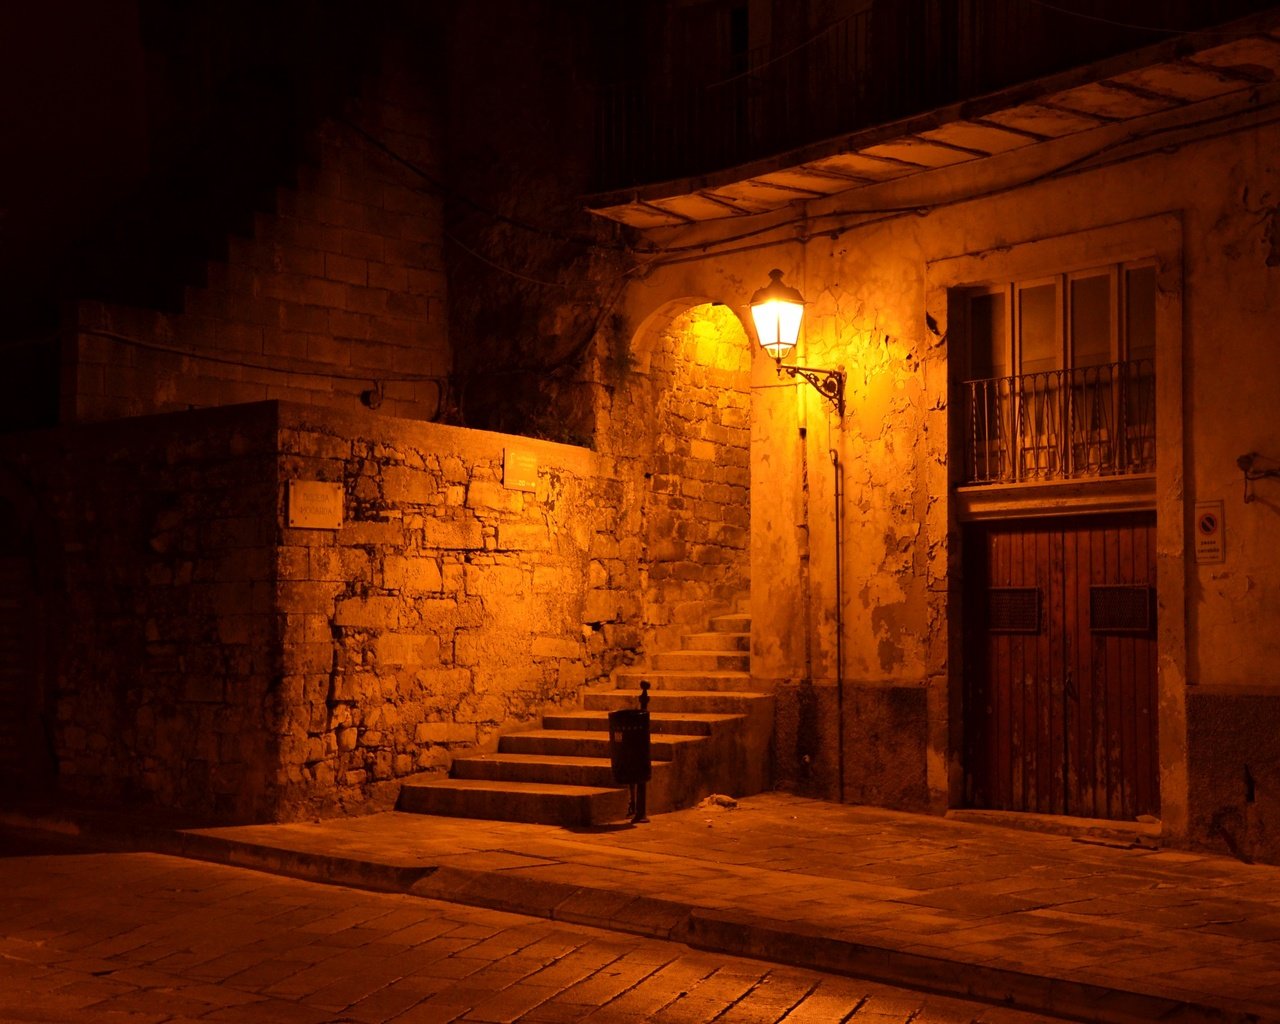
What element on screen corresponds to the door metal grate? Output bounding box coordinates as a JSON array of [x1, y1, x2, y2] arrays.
[[1090, 585, 1152, 632], [989, 587, 1041, 632]]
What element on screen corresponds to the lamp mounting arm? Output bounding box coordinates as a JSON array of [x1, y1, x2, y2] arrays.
[[779, 363, 845, 418]]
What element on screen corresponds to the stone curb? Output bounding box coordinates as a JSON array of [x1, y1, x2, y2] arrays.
[[679, 912, 1256, 1024], [2, 810, 1271, 1024]]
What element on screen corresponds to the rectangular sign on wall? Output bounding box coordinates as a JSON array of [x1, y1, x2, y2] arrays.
[[287, 480, 344, 530], [1193, 499, 1225, 564], [504, 448, 538, 491]]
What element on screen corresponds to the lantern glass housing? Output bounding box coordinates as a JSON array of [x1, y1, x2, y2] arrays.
[[749, 269, 805, 361]]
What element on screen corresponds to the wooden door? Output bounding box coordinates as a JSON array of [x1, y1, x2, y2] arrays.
[[963, 513, 1159, 820]]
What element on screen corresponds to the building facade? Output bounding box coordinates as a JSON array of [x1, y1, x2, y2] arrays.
[[587, 0, 1280, 860], [3, 0, 1279, 864]]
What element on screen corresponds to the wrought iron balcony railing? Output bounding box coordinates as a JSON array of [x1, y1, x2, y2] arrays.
[[962, 360, 1155, 485]]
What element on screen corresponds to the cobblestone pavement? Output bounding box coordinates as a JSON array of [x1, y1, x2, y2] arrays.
[[0, 829, 1057, 1024], [175, 794, 1280, 1021]]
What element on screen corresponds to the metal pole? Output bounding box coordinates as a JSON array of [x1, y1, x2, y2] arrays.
[[633, 681, 650, 823], [830, 448, 845, 803]]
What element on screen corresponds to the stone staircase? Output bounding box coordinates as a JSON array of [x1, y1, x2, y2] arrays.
[[398, 602, 773, 826]]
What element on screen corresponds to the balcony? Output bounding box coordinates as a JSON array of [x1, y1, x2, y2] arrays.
[[594, 0, 1278, 193], [962, 360, 1155, 486]]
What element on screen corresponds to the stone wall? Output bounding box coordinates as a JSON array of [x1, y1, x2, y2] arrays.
[[0, 401, 636, 821], [597, 303, 752, 654], [66, 55, 448, 424], [0, 404, 281, 819], [1188, 690, 1280, 864], [271, 403, 630, 819]]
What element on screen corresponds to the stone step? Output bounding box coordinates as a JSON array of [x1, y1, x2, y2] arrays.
[[614, 667, 753, 692], [651, 649, 749, 672], [681, 631, 749, 652], [397, 596, 768, 828], [543, 710, 741, 736], [585, 688, 772, 716], [398, 776, 628, 827], [452, 752, 661, 789], [498, 728, 699, 760]]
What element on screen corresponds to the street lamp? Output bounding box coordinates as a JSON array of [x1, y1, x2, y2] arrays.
[[749, 269, 845, 417]]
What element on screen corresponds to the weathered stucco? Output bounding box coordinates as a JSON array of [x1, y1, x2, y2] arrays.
[[616, 86, 1280, 858]]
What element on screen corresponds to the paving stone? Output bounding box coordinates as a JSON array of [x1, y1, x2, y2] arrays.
[[10, 794, 1280, 1022]]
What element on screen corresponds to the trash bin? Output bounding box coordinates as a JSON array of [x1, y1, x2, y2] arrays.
[[607, 708, 651, 785]]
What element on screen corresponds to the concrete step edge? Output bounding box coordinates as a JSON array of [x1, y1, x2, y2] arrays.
[[545, 711, 745, 726], [603, 688, 771, 700], [401, 776, 624, 796], [499, 729, 703, 744], [614, 671, 752, 685]]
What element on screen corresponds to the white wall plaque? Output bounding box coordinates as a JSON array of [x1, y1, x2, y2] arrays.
[[1193, 499, 1225, 564], [287, 480, 344, 530], [503, 447, 538, 492]]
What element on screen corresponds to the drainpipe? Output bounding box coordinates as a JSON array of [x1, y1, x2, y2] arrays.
[[830, 447, 845, 803]]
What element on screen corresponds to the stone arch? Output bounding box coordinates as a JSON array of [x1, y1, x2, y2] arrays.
[[625, 296, 755, 370], [601, 296, 754, 654]]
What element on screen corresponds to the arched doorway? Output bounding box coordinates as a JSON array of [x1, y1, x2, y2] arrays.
[[607, 300, 753, 652]]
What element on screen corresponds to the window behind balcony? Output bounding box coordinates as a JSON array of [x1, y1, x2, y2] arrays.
[[961, 263, 1155, 485]]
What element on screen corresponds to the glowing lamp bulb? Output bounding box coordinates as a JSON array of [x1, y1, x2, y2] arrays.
[[749, 269, 805, 361]]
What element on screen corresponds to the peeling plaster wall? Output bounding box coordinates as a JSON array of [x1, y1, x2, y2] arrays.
[[625, 103, 1280, 856]]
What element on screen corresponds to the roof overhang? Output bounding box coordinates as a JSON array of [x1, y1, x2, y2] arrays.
[[588, 10, 1280, 229]]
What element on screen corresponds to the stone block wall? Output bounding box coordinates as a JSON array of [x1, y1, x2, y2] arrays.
[[65, 58, 447, 424], [271, 403, 629, 819], [600, 303, 752, 654], [0, 401, 638, 821], [0, 403, 282, 819]]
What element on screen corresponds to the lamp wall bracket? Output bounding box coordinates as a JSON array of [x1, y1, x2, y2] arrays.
[[1238, 451, 1280, 503], [779, 363, 846, 417]]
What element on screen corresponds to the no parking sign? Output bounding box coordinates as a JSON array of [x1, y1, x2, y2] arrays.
[[1194, 500, 1225, 564]]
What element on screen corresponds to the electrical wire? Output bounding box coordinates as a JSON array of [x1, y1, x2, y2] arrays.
[[1024, 0, 1185, 34], [625, 93, 1280, 268], [338, 115, 627, 253], [77, 327, 449, 385], [1022, 0, 1264, 37], [337, 110, 655, 403], [445, 231, 566, 289], [705, 13, 855, 91]]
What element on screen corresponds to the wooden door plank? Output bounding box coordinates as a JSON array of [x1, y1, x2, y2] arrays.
[[1100, 524, 1121, 819], [1059, 523, 1079, 816], [1117, 520, 1137, 819], [963, 512, 1160, 822], [1034, 524, 1054, 814], [993, 527, 1013, 808], [1012, 525, 1030, 811]]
